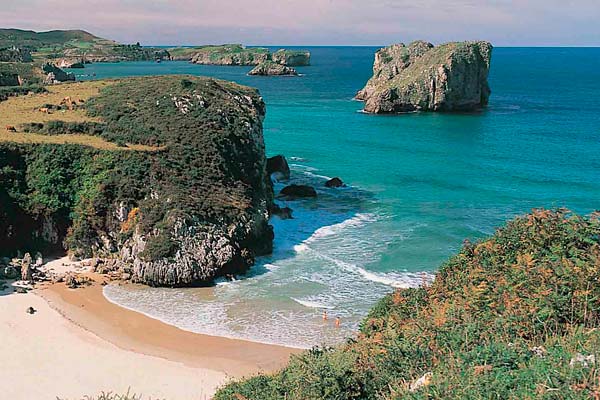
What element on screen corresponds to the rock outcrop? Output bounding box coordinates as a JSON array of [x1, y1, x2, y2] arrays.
[[356, 41, 492, 113], [248, 61, 298, 76], [42, 63, 75, 84], [280, 185, 317, 199], [271, 49, 311, 66], [191, 44, 270, 66], [267, 155, 291, 181], [0, 76, 275, 287], [325, 177, 345, 188]]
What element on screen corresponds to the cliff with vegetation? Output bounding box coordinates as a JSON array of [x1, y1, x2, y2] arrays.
[[356, 41, 492, 113], [0, 28, 171, 63], [271, 49, 310, 66], [190, 44, 270, 66], [216, 209, 600, 399], [248, 61, 298, 76], [187, 44, 311, 66], [0, 76, 274, 286]]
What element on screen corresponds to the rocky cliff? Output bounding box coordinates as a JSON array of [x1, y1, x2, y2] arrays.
[[356, 41, 492, 113], [271, 49, 311, 66], [0, 76, 274, 286], [248, 61, 298, 76], [191, 44, 270, 66]]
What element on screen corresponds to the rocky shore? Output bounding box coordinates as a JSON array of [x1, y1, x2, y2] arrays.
[[0, 76, 275, 287], [356, 40, 492, 113], [249, 61, 299, 76]]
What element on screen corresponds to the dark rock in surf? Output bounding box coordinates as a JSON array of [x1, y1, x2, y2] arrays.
[[325, 177, 345, 188], [280, 184, 317, 199], [267, 155, 290, 181]]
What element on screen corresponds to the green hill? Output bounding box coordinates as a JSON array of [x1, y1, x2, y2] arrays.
[[216, 209, 600, 399], [0, 28, 169, 62], [0, 28, 101, 49]]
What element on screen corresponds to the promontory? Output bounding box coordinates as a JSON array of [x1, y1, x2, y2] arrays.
[[356, 40, 492, 113], [0, 75, 274, 287]]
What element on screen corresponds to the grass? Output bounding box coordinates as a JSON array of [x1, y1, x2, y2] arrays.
[[1, 75, 271, 274], [0, 81, 162, 151], [215, 209, 600, 399]]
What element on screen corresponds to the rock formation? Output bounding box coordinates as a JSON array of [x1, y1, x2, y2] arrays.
[[325, 177, 345, 188], [248, 61, 298, 76], [271, 50, 311, 66], [356, 41, 492, 113], [267, 155, 291, 181], [0, 76, 275, 287], [191, 44, 270, 66], [42, 63, 75, 84], [280, 185, 317, 199]]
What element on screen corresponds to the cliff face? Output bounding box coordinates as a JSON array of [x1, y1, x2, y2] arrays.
[[356, 41, 492, 113], [271, 49, 311, 66], [191, 44, 270, 66], [0, 76, 274, 286], [248, 61, 298, 76]]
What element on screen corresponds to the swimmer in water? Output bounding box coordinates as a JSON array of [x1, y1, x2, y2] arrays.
[[335, 317, 341, 328]]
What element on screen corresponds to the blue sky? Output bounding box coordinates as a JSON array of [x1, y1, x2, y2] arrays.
[[1, 0, 599, 46]]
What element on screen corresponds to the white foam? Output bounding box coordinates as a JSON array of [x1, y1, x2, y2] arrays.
[[294, 243, 310, 253], [304, 213, 376, 244], [301, 170, 333, 181], [291, 297, 335, 309], [305, 246, 433, 289]]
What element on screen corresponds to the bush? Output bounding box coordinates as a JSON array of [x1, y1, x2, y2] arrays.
[[215, 209, 600, 399]]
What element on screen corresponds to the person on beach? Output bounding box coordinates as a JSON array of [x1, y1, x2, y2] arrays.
[[322, 310, 328, 321], [335, 317, 341, 328]]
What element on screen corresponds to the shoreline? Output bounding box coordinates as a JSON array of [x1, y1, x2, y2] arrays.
[[36, 274, 300, 377], [0, 272, 300, 399]]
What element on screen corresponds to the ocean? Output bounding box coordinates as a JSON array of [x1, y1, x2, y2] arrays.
[[77, 47, 600, 348]]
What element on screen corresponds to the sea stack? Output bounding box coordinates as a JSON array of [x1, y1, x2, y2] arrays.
[[356, 40, 492, 113], [249, 61, 298, 76]]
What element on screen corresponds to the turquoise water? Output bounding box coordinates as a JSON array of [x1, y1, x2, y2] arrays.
[[90, 47, 600, 347]]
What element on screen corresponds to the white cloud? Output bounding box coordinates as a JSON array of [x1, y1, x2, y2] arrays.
[[0, 0, 598, 45]]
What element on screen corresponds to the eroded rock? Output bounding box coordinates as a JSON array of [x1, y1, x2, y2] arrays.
[[356, 41, 492, 113]]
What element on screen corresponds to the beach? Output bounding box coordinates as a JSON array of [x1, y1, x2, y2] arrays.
[[0, 275, 299, 400]]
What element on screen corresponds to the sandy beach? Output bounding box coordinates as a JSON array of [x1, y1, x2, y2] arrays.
[[0, 273, 299, 400]]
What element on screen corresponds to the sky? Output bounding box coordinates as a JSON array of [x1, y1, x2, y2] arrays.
[[1, 0, 599, 46]]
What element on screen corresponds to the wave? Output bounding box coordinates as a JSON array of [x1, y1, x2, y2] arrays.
[[304, 213, 376, 244], [301, 170, 333, 181], [304, 245, 434, 289], [291, 297, 335, 309]]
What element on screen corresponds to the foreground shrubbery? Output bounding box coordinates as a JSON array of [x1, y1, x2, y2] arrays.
[[216, 209, 600, 399]]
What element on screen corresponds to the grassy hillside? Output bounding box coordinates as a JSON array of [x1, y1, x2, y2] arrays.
[[0, 28, 169, 62], [0, 29, 100, 49], [216, 209, 600, 399], [0, 76, 271, 271]]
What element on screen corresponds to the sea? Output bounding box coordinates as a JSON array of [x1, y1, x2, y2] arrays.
[[74, 47, 600, 348]]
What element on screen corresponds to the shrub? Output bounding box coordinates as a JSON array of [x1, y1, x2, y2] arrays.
[[215, 209, 600, 400]]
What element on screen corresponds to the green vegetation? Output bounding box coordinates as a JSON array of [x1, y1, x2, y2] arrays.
[[0, 76, 269, 262], [216, 209, 600, 399], [0, 28, 170, 62], [191, 44, 270, 65], [0, 29, 99, 50]]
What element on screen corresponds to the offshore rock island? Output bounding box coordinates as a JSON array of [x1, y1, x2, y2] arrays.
[[0, 76, 274, 287], [248, 60, 299, 76], [356, 40, 492, 113]]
